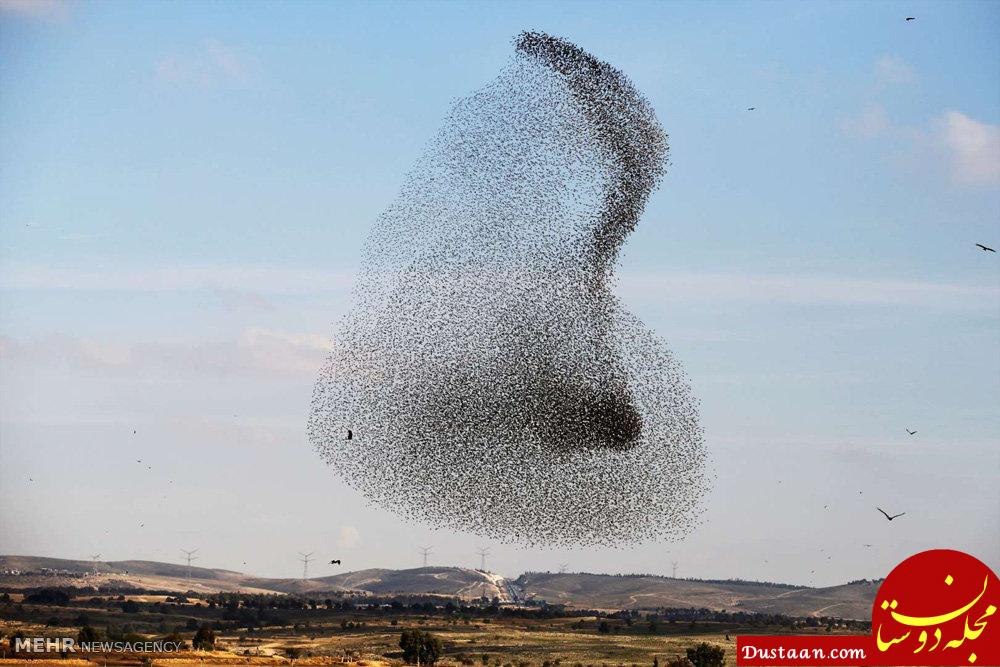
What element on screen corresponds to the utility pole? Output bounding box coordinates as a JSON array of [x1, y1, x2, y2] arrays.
[[418, 546, 433, 568], [476, 546, 490, 572], [558, 563, 568, 574], [89, 554, 101, 577], [671, 561, 678, 579], [298, 552, 314, 580], [181, 549, 199, 584]]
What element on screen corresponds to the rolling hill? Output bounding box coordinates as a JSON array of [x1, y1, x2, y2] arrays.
[[515, 571, 877, 620], [0, 555, 877, 619]]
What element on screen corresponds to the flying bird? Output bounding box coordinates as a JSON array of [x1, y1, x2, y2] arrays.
[[905, 17, 915, 21], [877, 507, 905, 521], [747, 107, 756, 111], [863, 544, 873, 548], [976, 243, 996, 253], [330, 559, 341, 565], [346, 429, 352, 440], [906, 429, 917, 435]]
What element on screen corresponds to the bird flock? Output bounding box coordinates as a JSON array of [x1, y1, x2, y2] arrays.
[[309, 31, 710, 547]]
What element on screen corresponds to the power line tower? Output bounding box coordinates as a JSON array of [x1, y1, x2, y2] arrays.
[[298, 552, 314, 580], [418, 546, 433, 568], [671, 561, 679, 579], [476, 546, 490, 572], [180, 549, 199, 584], [89, 554, 101, 577], [558, 563, 568, 574]]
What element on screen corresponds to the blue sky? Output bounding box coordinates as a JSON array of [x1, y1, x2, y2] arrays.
[[1, 0, 997, 584]]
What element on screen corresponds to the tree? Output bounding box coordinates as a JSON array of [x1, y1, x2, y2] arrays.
[[77, 626, 100, 643], [25, 589, 70, 605], [192, 624, 216, 650], [685, 643, 724, 667], [399, 629, 443, 665]]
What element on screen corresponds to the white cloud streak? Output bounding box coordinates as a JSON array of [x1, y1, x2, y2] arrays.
[[2, 263, 995, 309], [938, 111, 1000, 187], [0, 0, 67, 21], [874, 55, 915, 86], [155, 39, 254, 86], [617, 271, 998, 307], [0, 328, 333, 378], [0, 263, 354, 294]]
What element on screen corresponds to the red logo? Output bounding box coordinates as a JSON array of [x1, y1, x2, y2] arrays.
[[737, 549, 999, 666], [873, 549, 999, 665]]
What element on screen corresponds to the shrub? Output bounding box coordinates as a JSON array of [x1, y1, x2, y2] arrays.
[[192, 624, 216, 650], [685, 643, 724, 667], [399, 629, 442, 665]]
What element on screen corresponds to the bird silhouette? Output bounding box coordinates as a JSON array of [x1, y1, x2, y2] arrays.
[[906, 429, 917, 435], [346, 429, 352, 440], [330, 559, 341, 565], [747, 107, 756, 111], [863, 544, 873, 548], [976, 243, 996, 253], [905, 17, 916, 21], [877, 507, 905, 521]]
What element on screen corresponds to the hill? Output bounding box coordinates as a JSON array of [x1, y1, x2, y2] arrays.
[[0, 555, 876, 619], [517, 572, 877, 619]]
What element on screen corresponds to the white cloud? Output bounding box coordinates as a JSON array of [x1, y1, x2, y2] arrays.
[[0, 0, 67, 21], [337, 526, 362, 550], [617, 272, 999, 307], [2, 262, 996, 309], [839, 104, 889, 138], [938, 111, 1000, 187], [155, 39, 254, 86], [874, 55, 915, 86], [0, 328, 333, 378], [839, 101, 1000, 189], [0, 263, 354, 294]]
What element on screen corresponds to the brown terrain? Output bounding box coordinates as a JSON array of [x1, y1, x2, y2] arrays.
[[0, 555, 877, 620]]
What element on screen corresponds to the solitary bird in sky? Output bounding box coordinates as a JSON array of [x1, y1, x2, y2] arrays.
[[877, 507, 905, 521], [330, 559, 341, 565], [906, 429, 917, 435], [747, 107, 756, 111], [976, 243, 996, 253], [905, 17, 916, 21], [346, 429, 352, 440], [863, 544, 873, 548]]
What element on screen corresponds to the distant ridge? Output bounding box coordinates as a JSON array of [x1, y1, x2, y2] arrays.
[[0, 555, 877, 619]]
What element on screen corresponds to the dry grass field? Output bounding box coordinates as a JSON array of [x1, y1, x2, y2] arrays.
[[1, 610, 866, 667]]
